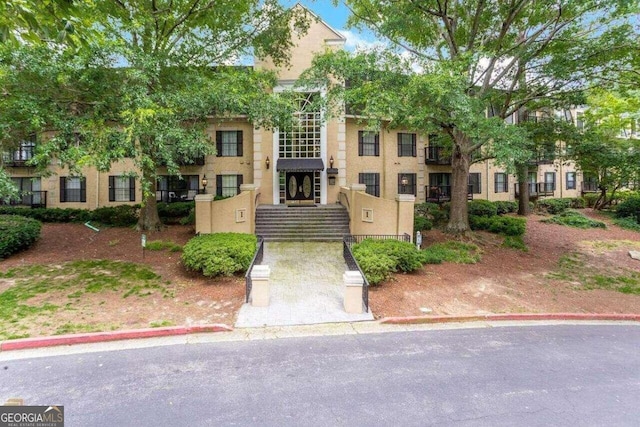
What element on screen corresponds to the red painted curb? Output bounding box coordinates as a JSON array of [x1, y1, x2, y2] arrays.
[[0, 324, 233, 352], [380, 313, 640, 325]]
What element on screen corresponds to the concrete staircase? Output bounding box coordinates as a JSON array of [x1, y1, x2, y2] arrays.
[[255, 205, 350, 242]]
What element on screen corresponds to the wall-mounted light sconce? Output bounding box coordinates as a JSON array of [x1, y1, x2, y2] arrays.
[[328, 175, 336, 185], [265, 156, 270, 170], [330, 155, 334, 168], [401, 175, 409, 193], [201, 174, 208, 194]]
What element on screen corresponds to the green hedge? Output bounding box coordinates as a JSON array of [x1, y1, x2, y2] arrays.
[[92, 205, 139, 226], [0, 215, 42, 259], [181, 233, 257, 277], [414, 216, 433, 233], [493, 201, 518, 215], [157, 202, 194, 219], [0, 207, 93, 223], [470, 215, 526, 236], [414, 202, 448, 225], [468, 200, 498, 217], [352, 239, 425, 285], [536, 198, 574, 215], [615, 196, 640, 222]]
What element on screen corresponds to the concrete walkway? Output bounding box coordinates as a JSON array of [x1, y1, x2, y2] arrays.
[[235, 242, 374, 327]]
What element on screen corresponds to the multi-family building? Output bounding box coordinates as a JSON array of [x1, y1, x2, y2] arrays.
[[2, 6, 588, 214]]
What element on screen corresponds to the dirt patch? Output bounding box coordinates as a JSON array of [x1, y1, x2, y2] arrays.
[[0, 224, 244, 337], [0, 210, 639, 337], [370, 212, 640, 318]]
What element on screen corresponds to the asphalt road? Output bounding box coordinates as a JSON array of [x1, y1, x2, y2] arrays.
[[1, 324, 639, 426]]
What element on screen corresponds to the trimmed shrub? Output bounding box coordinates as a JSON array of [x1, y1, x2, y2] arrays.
[[182, 233, 257, 277], [541, 210, 606, 229], [158, 202, 194, 222], [613, 217, 640, 231], [468, 199, 497, 217], [536, 198, 572, 215], [493, 201, 518, 215], [0, 215, 42, 259], [470, 215, 526, 236], [0, 207, 92, 223], [570, 198, 586, 209], [414, 202, 448, 225], [92, 205, 139, 227], [414, 216, 433, 233], [615, 196, 640, 221], [179, 208, 195, 225], [352, 239, 425, 285]]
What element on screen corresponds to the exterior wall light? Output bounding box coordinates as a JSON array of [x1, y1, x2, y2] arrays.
[[266, 156, 270, 169]]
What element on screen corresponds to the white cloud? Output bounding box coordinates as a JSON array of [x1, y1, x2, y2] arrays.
[[340, 29, 387, 53]]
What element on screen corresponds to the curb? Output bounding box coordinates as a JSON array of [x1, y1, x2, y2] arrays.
[[0, 324, 233, 352], [380, 313, 640, 325]]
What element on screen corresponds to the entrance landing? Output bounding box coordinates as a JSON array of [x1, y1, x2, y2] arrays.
[[235, 242, 374, 328]]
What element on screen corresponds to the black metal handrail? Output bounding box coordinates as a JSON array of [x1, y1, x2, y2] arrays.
[[514, 182, 556, 197], [343, 233, 411, 312], [342, 239, 370, 312], [245, 236, 264, 303], [424, 146, 451, 165], [344, 233, 411, 247], [156, 189, 203, 203]]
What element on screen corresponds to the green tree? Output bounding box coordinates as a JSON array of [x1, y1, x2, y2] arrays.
[[572, 90, 640, 209], [0, 1, 308, 230], [302, 0, 638, 234]]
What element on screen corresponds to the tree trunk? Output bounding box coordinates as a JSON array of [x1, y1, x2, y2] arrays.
[[445, 139, 471, 235], [593, 188, 607, 211], [516, 163, 530, 216], [137, 169, 163, 231]]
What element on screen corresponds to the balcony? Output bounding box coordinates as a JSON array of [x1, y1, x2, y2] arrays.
[[581, 181, 599, 193], [0, 191, 47, 208], [514, 182, 555, 197], [2, 150, 35, 167], [156, 189, 203, 203], [426, 185, 474, 203], [424, 146, 451, 165]]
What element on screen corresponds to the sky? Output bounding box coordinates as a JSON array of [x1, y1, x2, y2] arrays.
[[279, 0, 383, 51]]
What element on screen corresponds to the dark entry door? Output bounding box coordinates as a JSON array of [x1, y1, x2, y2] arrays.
[[286, 172, 314, 201]]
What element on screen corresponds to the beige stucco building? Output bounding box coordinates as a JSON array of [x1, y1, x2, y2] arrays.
[[3, 7, 587, 215]]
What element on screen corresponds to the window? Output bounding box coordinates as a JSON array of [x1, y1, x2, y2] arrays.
[[60, 177, 86, 202], [157, 175, 199, 202], [494, 173, 508, 193], [216, 131, 243, 157], [468, 173, 481, 194], [397, 133, 416, 157], [10, 177, 42, 206], [358, 131, 379, 156], [397, 173, 417, 196], [544, 172, 556, 192], [279, 92, 321, 159], [576, 112, 584, 130], [358, 173, 380, 197], [428, 173, 451, 199], [566, 172, 576, 190], [109, 176, 136, 202], [216, 174, 243, 197]]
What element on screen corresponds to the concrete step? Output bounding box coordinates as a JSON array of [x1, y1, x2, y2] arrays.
[[255, 205, 350, 242]]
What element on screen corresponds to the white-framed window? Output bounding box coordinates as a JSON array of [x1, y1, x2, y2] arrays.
[[566, 172, 576, 190], [397, 133, 416, 157], [60, 176, 86, 202], [359, 173, 380, 197], [216, 174, 243, 198]]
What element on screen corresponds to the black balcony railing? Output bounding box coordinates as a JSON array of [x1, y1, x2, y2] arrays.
[[0, 191, 47, 208], [2, 150, 34, 167], [582, 181, 599, 193], [424, 146, 451, 165], [514, 182, 555, 197], [426, 185, 473, 203], [60, 189, 86, 203], [156, 189, 203, 203]]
